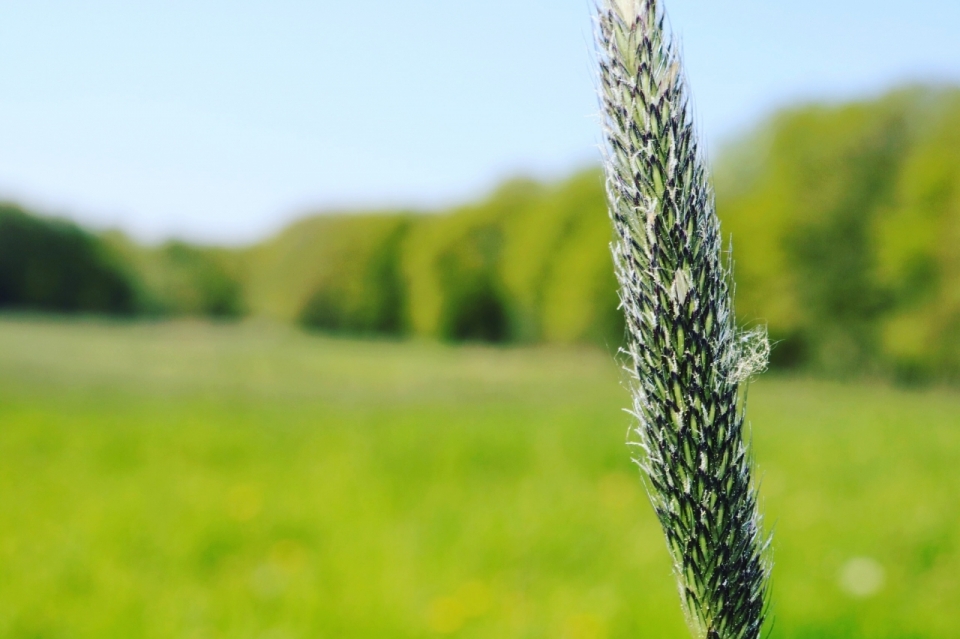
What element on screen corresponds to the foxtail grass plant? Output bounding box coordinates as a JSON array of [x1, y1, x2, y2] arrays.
[[595, 1, 772, 638]]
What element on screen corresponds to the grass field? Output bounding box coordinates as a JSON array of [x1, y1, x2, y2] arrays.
[[0, 317, 958, 639]]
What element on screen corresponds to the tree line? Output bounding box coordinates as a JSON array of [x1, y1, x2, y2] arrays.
[[2, 86, 959, 382]]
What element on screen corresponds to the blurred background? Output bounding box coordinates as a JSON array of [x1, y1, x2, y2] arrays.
[[1, 1, 959, 637]]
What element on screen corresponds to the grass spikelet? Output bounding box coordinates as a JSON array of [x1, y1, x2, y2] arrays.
[[595, 1, 772, 637]]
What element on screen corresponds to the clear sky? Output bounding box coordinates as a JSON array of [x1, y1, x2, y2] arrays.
[[1, 0, 958, 244]]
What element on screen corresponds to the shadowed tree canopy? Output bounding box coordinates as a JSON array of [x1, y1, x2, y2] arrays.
[[0, 204, 137, 314]]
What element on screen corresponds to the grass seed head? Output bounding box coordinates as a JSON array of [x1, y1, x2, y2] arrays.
[[595, 1, 772, 637]]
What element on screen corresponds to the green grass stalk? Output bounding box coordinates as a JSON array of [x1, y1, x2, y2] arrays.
[[596, 1, 772, 637]]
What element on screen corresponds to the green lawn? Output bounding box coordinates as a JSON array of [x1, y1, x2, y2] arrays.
[[0, 317, 958, 639]]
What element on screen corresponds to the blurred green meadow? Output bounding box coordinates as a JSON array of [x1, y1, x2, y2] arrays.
[[1, 317, 958, 638]]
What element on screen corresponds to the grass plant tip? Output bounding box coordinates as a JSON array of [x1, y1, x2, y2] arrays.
[[595, 1, 772, 638]]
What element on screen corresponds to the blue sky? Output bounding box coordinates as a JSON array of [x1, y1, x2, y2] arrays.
[[1, 0, 958, 244]]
